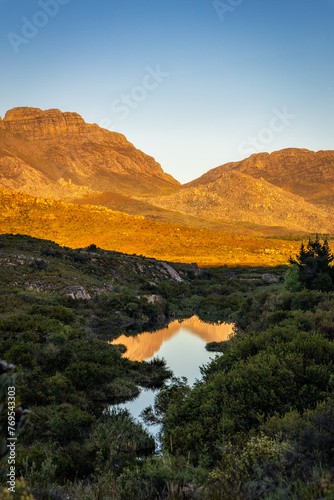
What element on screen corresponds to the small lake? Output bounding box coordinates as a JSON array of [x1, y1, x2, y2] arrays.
[[111, 316, 235, 429]]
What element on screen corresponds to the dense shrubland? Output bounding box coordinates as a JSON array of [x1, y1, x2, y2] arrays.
[[0, 235, 333, 498], [140, 239, 334, 499]]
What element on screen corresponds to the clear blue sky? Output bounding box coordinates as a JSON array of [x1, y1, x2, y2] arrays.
[[1, 0, 333, 183]]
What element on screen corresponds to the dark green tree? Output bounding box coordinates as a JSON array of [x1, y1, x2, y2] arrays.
[[288, 236, 334, 291]]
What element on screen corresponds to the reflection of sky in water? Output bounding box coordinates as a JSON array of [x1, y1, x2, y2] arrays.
[[111, 316, 234, 361], [112, 317, 234, 433], [150, 328, 215, 386]]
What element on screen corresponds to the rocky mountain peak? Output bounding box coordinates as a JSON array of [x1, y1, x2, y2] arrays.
[[185, 148, 334, 205], [2, 107, 102, 140], [0, 107, 180, 198]]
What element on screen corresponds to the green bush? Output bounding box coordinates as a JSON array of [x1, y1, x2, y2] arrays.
[[284, 264, 304, 292]]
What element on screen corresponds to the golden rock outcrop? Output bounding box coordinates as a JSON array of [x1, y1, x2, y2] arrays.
[[0, 107, 180, 199]]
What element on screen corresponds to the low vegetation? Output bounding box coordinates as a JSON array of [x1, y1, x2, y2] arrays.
[[0, 235, 333, 498], [0, 187, 310, 266]]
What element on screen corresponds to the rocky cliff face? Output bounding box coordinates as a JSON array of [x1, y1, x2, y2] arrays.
[[3, 107, 97, 139], [148, 169, 334, 233], [186, 148, 334, 206], [0, 107, 180, 198], [2, 109, 334, 236]]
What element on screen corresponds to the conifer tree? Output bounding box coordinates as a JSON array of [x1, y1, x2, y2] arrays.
[[288, 236, 334, 291]]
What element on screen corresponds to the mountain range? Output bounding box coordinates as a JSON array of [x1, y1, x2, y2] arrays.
[[0, 106, 334, 237], [0, 107, 179, 199]]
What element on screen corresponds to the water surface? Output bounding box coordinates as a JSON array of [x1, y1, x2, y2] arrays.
[[111, 316, 234, 424]]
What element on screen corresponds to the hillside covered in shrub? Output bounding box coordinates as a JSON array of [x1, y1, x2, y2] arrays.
[[0, 235, 333, 498]]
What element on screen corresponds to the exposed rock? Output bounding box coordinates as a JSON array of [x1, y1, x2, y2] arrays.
[[67, 286, 91, 300], [262, 273, 280, 283], [0, 107, 180, 199], [162, 262, 183, 282], [148, 170, 334, 233], [92, 284, 114, 294], [185, 148, 334, 206], [2, 108, 334, 238], [3, 107, 94, 139], [142, 294, 161, 303], [145, 147, 334, 234], [0, 156, 53, 193], [27, 284, 43, 292], [0, 360, 15, 374]]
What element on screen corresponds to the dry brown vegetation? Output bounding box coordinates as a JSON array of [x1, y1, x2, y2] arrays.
[[148, 171, 334, 234], [0, 187, 306, 266]]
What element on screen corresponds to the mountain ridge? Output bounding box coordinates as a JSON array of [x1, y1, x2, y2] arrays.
[[0, 107, 180, 198], [148, 169, 334, 233], [185, 148, 334, 205], [1, 107, 334, 236]]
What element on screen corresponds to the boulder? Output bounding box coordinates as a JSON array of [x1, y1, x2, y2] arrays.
[[262, 273, 279, 283], [67, 286, 91, 300]]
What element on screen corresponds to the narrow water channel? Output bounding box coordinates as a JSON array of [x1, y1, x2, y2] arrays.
[[111, 316, 235, 432]]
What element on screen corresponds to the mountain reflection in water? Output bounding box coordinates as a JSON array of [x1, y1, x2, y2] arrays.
[[110, 316, 235, 362]]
